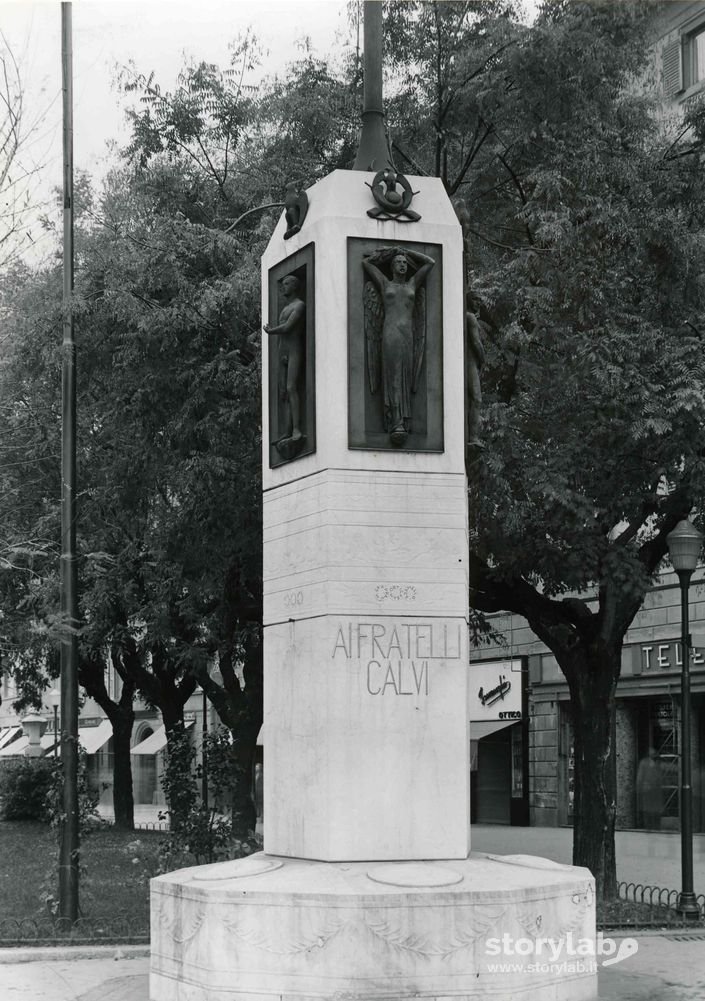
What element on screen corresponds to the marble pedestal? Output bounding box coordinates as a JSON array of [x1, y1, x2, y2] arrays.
[[150, 852, 597, 1001]]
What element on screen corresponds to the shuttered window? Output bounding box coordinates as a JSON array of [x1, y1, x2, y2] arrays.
[[662, 38, 683, 96]]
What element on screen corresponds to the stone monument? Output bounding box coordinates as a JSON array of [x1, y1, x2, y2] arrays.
[[150, 6, 597, 1000]]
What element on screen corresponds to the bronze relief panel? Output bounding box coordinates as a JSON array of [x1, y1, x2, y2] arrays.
[[348, 238, 444, 452], [265, 243, 315, 467]]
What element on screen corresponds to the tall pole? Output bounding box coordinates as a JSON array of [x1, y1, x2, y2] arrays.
[[676, 570, 700, 919], [202, 687, 209, 807], [60, 0, 79, 924], [353, 1, 393, 171]]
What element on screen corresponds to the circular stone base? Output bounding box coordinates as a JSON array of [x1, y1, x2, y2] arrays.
[[366, 862, 464, 887], [150, 853, 597, 1001], [192, 857, 284, 882]]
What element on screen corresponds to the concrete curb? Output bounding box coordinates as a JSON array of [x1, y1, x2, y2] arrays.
[[0, 944, 150, 964]]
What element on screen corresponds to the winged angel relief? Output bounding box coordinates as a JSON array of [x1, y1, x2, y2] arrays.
[[362, 247, 435, 447]]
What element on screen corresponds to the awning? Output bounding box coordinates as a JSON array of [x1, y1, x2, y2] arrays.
[[79, 719, 113, 754], [40, 731, 59, 751], [0, 725, 22, 750], [0, 734, 29, 756], [131, 719, 194, 756], [471, 719, 520, 740]]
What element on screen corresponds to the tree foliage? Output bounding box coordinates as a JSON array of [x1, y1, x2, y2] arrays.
[[453, 1, 705, 897], [2, 2, 705, 887], [0, 32, 55, 268], [0, 36, 360, 835]]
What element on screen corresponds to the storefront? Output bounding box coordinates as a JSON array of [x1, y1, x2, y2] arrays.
[[536, 636, 705, 831], [470, 657, 529, 825]]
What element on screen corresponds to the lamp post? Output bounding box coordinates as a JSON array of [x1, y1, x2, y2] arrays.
[[201, 685, 209, 807], [49, 687, 61, 757], [666, 517, 703, 921], [21, 713, 46, 758], [60, 1, 79, 924]]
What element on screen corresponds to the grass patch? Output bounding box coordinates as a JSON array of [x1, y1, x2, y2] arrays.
[[0, 819, 259, 944], [598, 896, 704, 929], [1, 821, 56, 916], [0, 819, 162, 942], [4, 820, 703, 943]]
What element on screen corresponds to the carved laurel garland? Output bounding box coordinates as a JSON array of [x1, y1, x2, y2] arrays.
[[222, 914, 346, 956], [516, 884, 594, 943], [153, 900, 205, 946], [220, 906, 507, 960], [363, 907, 506, 959]]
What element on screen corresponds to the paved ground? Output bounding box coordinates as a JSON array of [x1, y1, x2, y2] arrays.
[[470, 824, 705, 891], [3, 823, 705, 1000], [3, 936, 705, 1001]]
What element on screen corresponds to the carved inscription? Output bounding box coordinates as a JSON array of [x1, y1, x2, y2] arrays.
[[375, 584, 417, 602], [331, 621, 462, 698]]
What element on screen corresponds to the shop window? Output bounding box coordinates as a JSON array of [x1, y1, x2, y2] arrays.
[[511, 725, 523, 799], [636, 699, 680, 830], [558, 715, 574, 822]]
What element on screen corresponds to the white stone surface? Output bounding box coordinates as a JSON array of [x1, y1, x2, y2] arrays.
[[264, 613, 469, 861], [261, 170, 470, 861], [263, 468, 468, 624], [150, 853, 598, 1001], [260, 170, 465, 488]]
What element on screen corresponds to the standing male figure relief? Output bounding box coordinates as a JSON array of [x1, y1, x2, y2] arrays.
[[264, 274, 305, 443]]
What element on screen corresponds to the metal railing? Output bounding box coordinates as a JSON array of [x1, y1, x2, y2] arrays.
[[596, 880, 705, 928], [0, 914, 150, 947]]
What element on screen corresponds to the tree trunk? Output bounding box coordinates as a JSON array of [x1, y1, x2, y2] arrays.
[[162, 698, 195, 835], [231, 724, 258, 839], [562, 648, 618, 900], [111, 707, 135, 830], [78, 652, 136, 831], [205, 622, 263, 840]]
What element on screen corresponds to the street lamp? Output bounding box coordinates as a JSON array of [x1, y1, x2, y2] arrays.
[[666, 517, 703, 921], [201, 685, 209, 807], [49, 687, 61, 757]]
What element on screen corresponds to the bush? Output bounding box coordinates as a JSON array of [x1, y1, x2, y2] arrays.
[[0, 758, 57, 821], [158, 724, 257, 871]]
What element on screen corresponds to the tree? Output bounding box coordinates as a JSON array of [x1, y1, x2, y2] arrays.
[[0, 36, 354, 835], [387, 1, 705, 898], [7, 3, 704, 891], [69, 160, 263, 832], [108, 44, 360, 833], [385, 0, 523, 189], [0, 32, 55, 268]]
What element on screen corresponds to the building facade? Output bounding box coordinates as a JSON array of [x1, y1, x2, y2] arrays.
[[655, 1, 705, 108], [470, 570, 705, 831], [0, 670, 210, 811]]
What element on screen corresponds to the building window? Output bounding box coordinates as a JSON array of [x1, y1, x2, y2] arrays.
[[662, 23, 705, 97], [684, 24, 705, 88], [663, 37, 683, 96]]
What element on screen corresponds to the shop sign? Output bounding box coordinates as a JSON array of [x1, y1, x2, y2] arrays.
[[471, 659, 523, 721], [640, 641, 705, 672]]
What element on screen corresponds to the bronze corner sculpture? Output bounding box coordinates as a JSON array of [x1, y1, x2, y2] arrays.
[[283, 183, 309, 240]]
